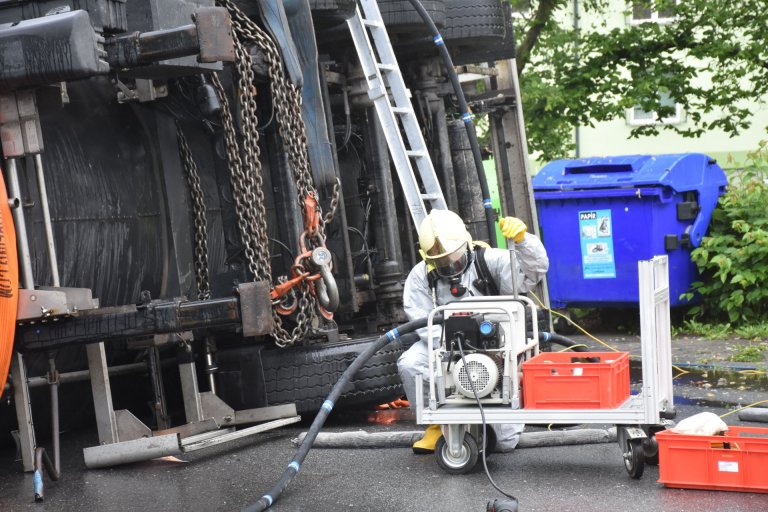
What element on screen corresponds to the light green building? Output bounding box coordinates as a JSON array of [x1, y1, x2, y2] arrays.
[[565, 1, 768, 169]]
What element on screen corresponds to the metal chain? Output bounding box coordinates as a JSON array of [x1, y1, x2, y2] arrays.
[[210, 72, 265, 281], [175, 122, 211, 301], [215, 1, 325, 346], [323, 177, 342, 226], [218, 0, 325, 247]]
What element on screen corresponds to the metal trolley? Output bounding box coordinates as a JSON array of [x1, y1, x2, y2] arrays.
[[414, 257, 675, 477]]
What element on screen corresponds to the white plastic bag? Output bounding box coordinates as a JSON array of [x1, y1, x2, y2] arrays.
[[671, 411, 728, 436]]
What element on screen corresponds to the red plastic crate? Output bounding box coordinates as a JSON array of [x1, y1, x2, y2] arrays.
[[657, 427, 768, 493], [521, 351, 630, 409]]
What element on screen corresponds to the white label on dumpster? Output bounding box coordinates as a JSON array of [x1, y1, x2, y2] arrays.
[[718, 461, 739, 473], [579, 209, 616, 279]]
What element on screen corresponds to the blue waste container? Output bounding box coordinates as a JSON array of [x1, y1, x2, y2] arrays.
[[533, 153, 727, 308]]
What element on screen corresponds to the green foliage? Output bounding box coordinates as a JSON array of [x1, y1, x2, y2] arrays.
[[682, 143, 768, 324], [673, 319, 768, 341], [730, 344, 766, 363], [511, 0, 768, 160]]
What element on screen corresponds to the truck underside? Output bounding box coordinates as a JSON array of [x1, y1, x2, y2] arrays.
[[0, 0, 526, 440]]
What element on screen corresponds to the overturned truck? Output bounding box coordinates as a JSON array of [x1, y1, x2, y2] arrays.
[[0, 0, 531, 473]]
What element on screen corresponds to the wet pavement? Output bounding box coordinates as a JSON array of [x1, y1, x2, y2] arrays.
[[2, 384, 768, 511], [1, 402, 768, 512], [2, 338, 768, 512]]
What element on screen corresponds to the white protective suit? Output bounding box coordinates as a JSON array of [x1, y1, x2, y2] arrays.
[[398, 233, 549, 452]]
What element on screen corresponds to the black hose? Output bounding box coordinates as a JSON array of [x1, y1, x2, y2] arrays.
[[244, 315, 443, 511], [536, 331, 588, 352], [404, 0, 498, 247]]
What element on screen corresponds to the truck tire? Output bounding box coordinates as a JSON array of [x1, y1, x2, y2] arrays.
[[261, 335, 405, 414], [379, 0, 446, 33], [442, 0, 516, 65], [443, 0, 505, 42], [308, 0, 357, 25]]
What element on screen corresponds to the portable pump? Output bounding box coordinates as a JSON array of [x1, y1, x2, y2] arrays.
[[437, 300, 535, 407]]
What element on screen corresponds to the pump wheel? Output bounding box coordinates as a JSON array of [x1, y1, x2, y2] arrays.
[[624, 439, 645, 479], [435, 432, 479, 474]]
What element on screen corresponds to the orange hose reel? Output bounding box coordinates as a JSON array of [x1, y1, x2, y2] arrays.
[[0, 166, 19, 394]]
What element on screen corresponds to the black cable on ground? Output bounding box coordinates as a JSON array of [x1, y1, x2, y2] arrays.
[[244, 315, 443, 512], [453, 333, 518, 511], [404, 0, 498, 248]]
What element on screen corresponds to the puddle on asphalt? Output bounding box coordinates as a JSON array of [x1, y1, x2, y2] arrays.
[[629, 359, 768, 391]]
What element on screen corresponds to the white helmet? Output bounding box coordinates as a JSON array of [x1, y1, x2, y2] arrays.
[[418, 209, 472, 278]]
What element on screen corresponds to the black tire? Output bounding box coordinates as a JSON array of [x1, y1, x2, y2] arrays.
[[308, 0, 357, 25], [379, 0, 446, 33], [624, 439, 646, 479], [435, 433, 479, 474], [261, 335, 405, 415], [443, 0, 505, 42], [442, 0, 516, 65]]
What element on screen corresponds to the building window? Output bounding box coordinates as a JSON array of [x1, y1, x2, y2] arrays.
[[627, 91, 683, 125], [630, 1, 678, 24]]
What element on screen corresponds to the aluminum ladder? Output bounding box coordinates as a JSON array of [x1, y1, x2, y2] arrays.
[[347, 0, 447, 228]]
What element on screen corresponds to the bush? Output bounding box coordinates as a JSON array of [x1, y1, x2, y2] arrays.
[[683, 143, 768, 324]]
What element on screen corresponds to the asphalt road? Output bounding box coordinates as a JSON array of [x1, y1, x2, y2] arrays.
[[2, 398, 768, 512]]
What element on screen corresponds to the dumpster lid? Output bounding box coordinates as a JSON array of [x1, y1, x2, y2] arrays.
[[533, 153, 727, 193]]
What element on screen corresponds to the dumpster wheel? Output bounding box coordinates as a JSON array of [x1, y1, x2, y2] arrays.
[[0, 165, 19, 394]]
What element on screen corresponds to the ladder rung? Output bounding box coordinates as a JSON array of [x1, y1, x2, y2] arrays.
[[377, 63, 397, 72], [421, 193, 442, 201], [392, 107, 412, 115], [406, 150, 428, 158], [363, 19, 383, 28]]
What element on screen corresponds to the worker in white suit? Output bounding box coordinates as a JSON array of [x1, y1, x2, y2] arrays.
[[398, 209, 549, 453]]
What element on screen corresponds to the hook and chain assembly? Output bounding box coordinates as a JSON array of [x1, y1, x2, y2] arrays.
[[213, 0, 339, 346]]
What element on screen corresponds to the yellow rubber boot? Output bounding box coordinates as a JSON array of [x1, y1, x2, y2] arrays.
[[412, 425, 442, 454]]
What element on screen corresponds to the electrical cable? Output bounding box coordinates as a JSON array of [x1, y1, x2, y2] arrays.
[[557, 344, 588, 352], [528, 291, 692, 379], [453, 332, 519, 509], [719, 399, 768, 419], [243, 315, 443, 512], [404, 0, 498, 247]]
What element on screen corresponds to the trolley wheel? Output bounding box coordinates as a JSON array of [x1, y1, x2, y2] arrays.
[[643, 435, 659, 466], [624, 439, 645, 479], [435, 433, 479, 474]]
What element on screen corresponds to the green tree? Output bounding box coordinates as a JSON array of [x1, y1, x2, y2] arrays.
[[510, 0, 768, 161]]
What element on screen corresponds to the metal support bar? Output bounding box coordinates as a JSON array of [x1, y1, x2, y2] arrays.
[[47, 356, 60, 475], [5, 158, 34, 290], [34, 155, 59, 287], [10, 353, 35, 471], [25, 362, 147, 388], [105, 7, 234, 68], [83, 434, 183, 469], [181, 416, 301, 452], [16, 293, 256, 352], [147, 347, 171, 430], [179, 361, 204, 424], [86, 343, 119, 445]]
